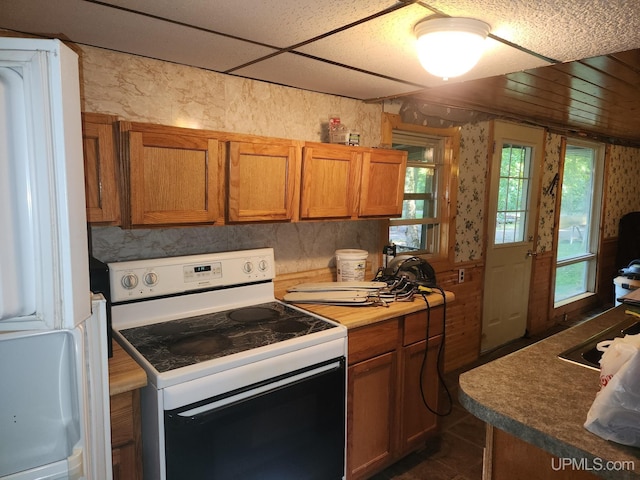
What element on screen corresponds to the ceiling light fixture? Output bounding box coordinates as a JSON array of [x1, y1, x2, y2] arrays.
[[414, 17, 491, 80]]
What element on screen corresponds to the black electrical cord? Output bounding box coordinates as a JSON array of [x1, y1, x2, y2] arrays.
[[418, 286, 452, 417]]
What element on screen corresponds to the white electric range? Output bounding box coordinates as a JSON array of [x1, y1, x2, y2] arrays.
[[109, 248, 347, 480]]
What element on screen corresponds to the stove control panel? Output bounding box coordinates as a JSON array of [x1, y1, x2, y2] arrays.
[[108, 248, 275, 303]]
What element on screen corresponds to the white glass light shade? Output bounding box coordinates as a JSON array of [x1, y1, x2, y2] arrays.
[[415, 17, 490, 79]]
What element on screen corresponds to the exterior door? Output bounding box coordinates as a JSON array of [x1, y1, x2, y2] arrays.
[[482, 121, 544, 351]]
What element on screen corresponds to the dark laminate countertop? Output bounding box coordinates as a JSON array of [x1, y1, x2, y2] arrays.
[[459, 305, 640, 480]]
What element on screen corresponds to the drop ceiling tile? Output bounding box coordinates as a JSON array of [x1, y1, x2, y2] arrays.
[[297, 3, 552, 88], [421, 0, 640, 62], [0, 0, 275, 71], [95, 0, 404, 47], [232, 52, 420, 100]]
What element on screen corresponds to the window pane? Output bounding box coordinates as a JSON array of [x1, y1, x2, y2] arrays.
[[404, 166, 435, 194], [390, 129, 445, 256], [557, 147, 595, 261], [553, 142, 603, 307], [555, 262, 588, 302], [495, 144, 532, 244], [402, 145, 434, 163], [402, 200, 429, 219], [390, 224, 440, 254]]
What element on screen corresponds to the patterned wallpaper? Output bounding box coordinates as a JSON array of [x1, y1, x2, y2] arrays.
[[603, 144, 640, 238], [537, 132, 563, 253], [455, 121, 490, 262], [537, 136, 640, 248], [453, 128, 640, 262]]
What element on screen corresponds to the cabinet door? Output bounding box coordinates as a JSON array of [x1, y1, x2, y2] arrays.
[[110, 389, 143, 480], [347, 351, 397, 480], [300, 143, 360, 219], [400, 335, 442, 454], [227, 141, 299, 222], [359, 148, 407, 217], [82, 113, 120, 224], [124, 125, 223, 226]]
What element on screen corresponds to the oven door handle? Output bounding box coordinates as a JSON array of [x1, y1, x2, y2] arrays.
[[167, 360, 343, 423]]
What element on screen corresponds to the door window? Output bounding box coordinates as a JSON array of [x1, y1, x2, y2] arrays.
[[494, 144, 533, 245]]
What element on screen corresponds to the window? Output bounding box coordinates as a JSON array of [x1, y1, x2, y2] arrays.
[[494, 144, 533, 245], [554, 140, 604, 305], [389, 130, 444, 254], [381, 113, 458, 262]]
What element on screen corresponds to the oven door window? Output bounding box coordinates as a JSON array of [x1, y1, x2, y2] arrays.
[[164, 359, 346, 480]]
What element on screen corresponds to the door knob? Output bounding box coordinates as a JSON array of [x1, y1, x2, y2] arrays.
[[526, 250, 538, 258]]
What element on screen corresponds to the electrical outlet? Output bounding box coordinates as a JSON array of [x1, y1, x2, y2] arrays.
[[458, 268, 465, 283]]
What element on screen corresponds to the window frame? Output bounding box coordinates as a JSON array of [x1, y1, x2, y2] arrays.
[[552, 137, 605, 309], [380, 113, 459, 271]]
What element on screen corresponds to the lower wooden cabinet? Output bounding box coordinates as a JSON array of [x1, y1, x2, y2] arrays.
[[348, 351, 397, 478], [109, 341, 146, 480], [110, 389, 143, 480], [400, 335, 441, 453], [486, 426, 600, 480], [347, 309, 444, 480]]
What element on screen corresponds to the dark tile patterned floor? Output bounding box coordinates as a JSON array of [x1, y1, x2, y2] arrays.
[[370, 306, 610, 480], [368, 364, 490, 480]]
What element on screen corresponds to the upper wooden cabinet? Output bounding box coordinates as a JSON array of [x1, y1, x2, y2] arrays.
[[82, 113, 121, 225], [301, 142, 407, 220], [300, 142, 360, 219], [359, 148, 407, 217], [85, 117, 407, 227], [119, 122, 225, 227], [227, 140, 301, 223]]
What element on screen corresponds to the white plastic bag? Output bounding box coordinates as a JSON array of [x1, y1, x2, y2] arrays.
[[584, 334, 640, 446]]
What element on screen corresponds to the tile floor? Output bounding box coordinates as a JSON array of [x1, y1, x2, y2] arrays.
[[371, 307, 610, 480]]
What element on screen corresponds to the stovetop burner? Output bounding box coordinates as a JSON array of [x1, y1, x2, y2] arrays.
[[169, 332, 233, 357], [119, 302, 338, 373]]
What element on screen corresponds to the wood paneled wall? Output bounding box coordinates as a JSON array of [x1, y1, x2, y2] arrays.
[[431, 264, 484, 372], [527, 252, 554, 336]]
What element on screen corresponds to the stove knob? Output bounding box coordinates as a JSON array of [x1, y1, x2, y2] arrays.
[[121, 273, 138, 289], [258, 260, 269, 272], [243, 261, 254, 274], [144, 271, 158, 287]]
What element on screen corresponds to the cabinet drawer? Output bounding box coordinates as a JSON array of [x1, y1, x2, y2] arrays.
[[348, 319, 399, 365], [403, 308, 444, 346], [110, 391, 134, 447]]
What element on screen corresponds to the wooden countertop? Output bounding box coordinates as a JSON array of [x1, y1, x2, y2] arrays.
[[104, 289, 453, 395], [459, 305, 640, 479], [108, 340, 147, 396], [286, 290, 455, 329]]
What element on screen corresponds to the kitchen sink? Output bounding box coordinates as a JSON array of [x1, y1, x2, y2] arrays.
[[558, 317, 640, 370]]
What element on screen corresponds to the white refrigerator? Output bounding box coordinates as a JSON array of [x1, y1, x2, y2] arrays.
[[0, 37, 112, 479]]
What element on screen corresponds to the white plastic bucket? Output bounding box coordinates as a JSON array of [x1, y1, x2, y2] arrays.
[[335, 249, 368, 282], [614, 276, 640, 305]]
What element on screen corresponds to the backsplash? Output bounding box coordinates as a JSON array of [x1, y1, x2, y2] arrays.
[[90, 221, 382, 275]]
